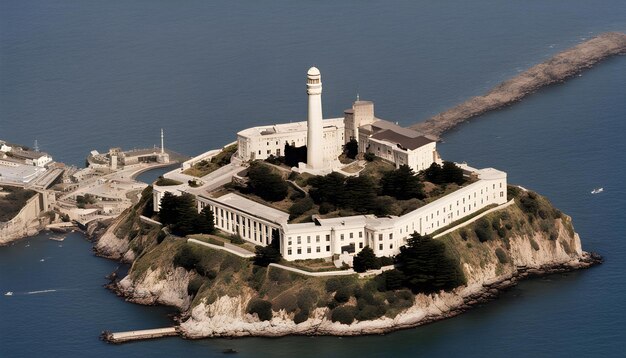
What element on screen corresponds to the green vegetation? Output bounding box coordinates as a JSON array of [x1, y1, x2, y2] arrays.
[[75, 193, 97, 208], [284, 142, 307, 167], [182, 144, 237, 177], [253, 238, 282, 266], [0, 186, 37, 222], [353, 246, 382, 273], [423, 161, 465, 185], [288, 197, 314, 220], [344, 138, 358, 159], [247, 298, 273, 321], [382, 232, 466, 294], [245, 162, 288, 202], [380, 164, 425, 200], [154, 176, 183, 186], [159, 192, 215, 236]]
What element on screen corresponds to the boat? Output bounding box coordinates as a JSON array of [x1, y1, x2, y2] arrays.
[[48, 236, 65, 242], [222, 348, 238, 354], [5, 292, 13, 296], [591, 187, 604, 194]]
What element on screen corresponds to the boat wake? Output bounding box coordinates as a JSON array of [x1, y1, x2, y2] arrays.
[[5, 289, 61, 296], [591, 187, 604, 194], [26, 289, 58, 295]]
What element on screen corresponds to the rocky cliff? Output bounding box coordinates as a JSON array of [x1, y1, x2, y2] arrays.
[[100, 187, 600, 338]]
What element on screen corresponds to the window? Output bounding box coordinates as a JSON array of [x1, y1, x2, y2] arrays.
[[288, 249, 292, 255], [326, 235, 330, 241], [359, 242, 363, 249], [297, 248, 302, 254], [389, 233, 393, 240], [500, 191, 504, 197], [307, 247, 311, 254], [307, 236, 311, 243], [378, 234, 383, 241], [349, 233, 353, 239], [359, 231, 363, 238], [316, 247, 321, 253], [326, 245, 330, 252], [297, 236, 301, 244], [267, 150, 271, 154], [389, 244, 393, 249], [316, 235, 320, 242], [379, 244, 383, 250], [340, 234, 344, 241]]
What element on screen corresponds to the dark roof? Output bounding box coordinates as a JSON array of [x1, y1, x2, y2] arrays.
[[370, 129, 434, 150]]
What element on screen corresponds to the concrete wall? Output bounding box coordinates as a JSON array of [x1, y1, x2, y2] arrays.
[[0, 193, 44, 244]]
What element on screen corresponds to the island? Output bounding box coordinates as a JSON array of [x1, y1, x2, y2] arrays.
[[95, 67, 600, 341]]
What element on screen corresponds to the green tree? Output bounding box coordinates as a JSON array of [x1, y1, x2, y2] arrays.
[[441, 161, 465, 185], [342, 175, 377, 212], [247, 163, 288, 202], [380, 164, 425, 200], [253, 237, 282, 266], [353, 246, 381, 273], [195, 206, 215, 234], [344, 138, 358, 159], [158, 192, 180, 225], [396, 232, 466, 293], [308, 172, 346, 206]]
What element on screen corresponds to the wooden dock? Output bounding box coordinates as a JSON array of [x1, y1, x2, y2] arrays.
[[101, 327, 179, 343]]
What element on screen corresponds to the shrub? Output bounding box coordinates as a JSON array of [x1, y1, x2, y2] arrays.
[[229, 233, 245, 245], [173, 245, 200, 271], [155, 176, 183, 186], [288, 197, 314, 220], [378, 256, 395, 267], [475, 219, 494, 242], [325, 277, 352, 292], [156, 230, 167, 244], [248, 267, 267, 291], [297, 289, 317, 311], [334, 286, 352, 303], [187, 276, 207, 296], [294, 310, 309, 324], [353, 246, 381, 272], [253, 238, 282, 266], [549, 231, 558, 241], [355, 304, 386, 321], [530, 238, 540, 251], [331, 306, 357, 325], [495, 248, 508, 264], [378, 269, 405, 291], [364, 152, 375, 162], [460, 229, 469, 241], [318, 202, 334, 215], [247, 298, 273, 321]]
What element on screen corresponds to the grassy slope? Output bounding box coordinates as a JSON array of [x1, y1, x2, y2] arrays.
[[117, 185, 581, 324]]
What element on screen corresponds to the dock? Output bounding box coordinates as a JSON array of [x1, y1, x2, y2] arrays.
[[101, 327, 179, 343]]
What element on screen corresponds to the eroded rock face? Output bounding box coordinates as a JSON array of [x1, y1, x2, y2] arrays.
[[117, 267, 191, 310], [111, 201, 595, 338]]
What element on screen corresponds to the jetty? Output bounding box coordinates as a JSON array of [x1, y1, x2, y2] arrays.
[[410, 32, 626, 137], [101, 327, 179, 344]]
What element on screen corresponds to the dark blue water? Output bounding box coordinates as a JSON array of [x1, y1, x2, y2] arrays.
[[1, 1, 625, 357]]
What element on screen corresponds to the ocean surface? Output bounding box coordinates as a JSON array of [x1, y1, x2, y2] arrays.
[[1, 0, 625, 357]]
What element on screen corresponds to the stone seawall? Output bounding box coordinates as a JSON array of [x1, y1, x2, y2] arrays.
[[410, 32, 626, 137], [0, 193, 45, 245]]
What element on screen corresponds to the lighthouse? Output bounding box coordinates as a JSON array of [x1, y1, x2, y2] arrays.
[[306, 67, 323, 169]]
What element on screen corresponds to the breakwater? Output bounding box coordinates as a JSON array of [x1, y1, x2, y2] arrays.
[[410, 32, 626, 137]]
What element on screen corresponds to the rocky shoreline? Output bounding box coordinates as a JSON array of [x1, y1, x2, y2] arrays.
[[410, 32, 626, 137]]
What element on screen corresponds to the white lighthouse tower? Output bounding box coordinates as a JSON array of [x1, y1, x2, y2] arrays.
[[306, 67, 323, 170]]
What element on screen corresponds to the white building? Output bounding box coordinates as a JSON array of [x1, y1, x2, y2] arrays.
[[154, 67, 509, 263], [236, 119, 344, 164], [197, 166, 507, 260]]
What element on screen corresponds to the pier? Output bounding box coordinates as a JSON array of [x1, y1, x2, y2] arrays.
[[101, 327, 179, 344]]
